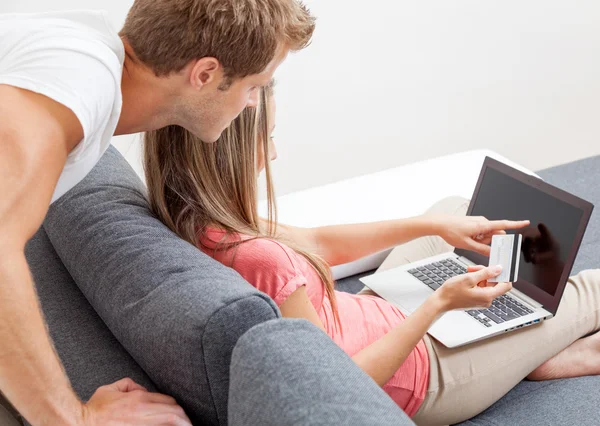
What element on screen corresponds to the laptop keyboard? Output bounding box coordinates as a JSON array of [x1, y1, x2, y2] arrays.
[[466, 295, 534, 327], [408, 259, 468, 290], [408, 259, 534, 328]]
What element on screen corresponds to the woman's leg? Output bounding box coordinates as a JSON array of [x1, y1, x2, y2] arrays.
[[529, 328, 600, 380], [375, 196, 600, 425], [412, 269, 600, 426]]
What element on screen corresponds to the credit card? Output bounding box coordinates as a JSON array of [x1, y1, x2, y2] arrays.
[[488, 234, 522, 283]]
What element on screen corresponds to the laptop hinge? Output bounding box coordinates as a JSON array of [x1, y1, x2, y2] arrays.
[[509, 289, 544, 309], [456, 256, 475, 267]]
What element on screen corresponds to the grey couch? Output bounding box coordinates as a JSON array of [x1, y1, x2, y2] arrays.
[[3, 147, 600, 425]]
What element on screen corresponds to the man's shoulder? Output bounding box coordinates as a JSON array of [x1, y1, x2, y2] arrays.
[[0, 10, 124, 65], [0, 11, 126, 204], [0, 10, 115, 36]]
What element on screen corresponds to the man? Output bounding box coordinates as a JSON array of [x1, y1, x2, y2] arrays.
[[0, 1, 315, 425]]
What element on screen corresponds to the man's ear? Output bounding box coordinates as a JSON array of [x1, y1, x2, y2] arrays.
[[189, 57, 221, 90]]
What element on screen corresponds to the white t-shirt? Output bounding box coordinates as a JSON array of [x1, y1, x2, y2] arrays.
[[0, 10, 125, 203]]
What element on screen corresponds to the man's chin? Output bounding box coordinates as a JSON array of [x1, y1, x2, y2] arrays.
[[202, 128, 226, 143], [183, 122, 227, 143], [189, 130, 219, 143]]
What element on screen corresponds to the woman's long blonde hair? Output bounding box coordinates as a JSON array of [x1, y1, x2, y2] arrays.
[[144, 86, 339, 326]]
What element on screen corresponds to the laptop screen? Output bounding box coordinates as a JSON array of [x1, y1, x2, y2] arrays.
[[455, 158, 592, 314]]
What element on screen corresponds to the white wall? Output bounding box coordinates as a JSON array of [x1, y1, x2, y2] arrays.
[[4, 1, 600, 196]]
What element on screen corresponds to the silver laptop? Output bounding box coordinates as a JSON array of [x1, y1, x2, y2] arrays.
[[360, 157, 593, 348]]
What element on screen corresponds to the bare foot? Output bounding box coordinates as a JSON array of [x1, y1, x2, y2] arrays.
[[528, 332, 600, 381]]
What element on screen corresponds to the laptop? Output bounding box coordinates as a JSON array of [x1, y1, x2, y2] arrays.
[[360, 157, 594, 348]]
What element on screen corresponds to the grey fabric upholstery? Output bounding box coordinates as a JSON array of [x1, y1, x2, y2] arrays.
[[0, 392, 22, 426], [25, 228, 157, 399], [10, 151, 598, 426], [21, 227, 156, 426], [229, 319, 413, 426], [537, 155, 600, 274], [42, 146, 280, 425], [458, 376, 600, 426]]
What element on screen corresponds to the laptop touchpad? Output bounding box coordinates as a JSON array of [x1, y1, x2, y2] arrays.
[[361, 270, 431, 313]]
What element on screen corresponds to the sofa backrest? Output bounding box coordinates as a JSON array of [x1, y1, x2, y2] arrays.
[[37, 146, 279, 425]]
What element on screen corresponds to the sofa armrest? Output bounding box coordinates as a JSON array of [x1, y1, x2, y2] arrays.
[[44, 146, 279, 425]]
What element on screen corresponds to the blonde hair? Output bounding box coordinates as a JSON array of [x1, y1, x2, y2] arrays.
[[144, 86, 340, 327], [120, 0, 315, 79]]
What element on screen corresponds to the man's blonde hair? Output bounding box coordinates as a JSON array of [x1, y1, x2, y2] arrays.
[[121, 0, 315, 78]]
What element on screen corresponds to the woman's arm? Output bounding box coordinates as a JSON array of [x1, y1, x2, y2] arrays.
[[267, 217, 438, 267], [283, 285, 443, 386], [352, 295, 443, 386], [279, 286, 327, 333], [266, 216, 530, 267], [279, 266, 510, 387]]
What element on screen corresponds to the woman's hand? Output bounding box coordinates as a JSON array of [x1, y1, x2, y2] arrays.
[[434, 265, 513, 311], [430, 215, 530, 256]]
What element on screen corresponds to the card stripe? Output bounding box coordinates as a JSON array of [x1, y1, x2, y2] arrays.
[[509, 233, 520, 281]]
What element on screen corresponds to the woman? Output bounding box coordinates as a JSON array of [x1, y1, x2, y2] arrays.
[[144, 86, 600, 425]]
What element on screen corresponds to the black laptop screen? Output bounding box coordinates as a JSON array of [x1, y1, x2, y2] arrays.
[[458, 167, 583, 297]]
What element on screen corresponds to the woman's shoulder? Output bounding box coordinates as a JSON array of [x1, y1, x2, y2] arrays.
[[202, 228, 304, 273], [209, 232, 311, 304], [235, 236, 305, 272]]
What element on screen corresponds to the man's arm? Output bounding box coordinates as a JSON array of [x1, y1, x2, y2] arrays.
[[0, 85, 82, 426], [0, 85, 190, 426]]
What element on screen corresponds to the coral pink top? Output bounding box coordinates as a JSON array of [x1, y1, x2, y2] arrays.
[[201, 229, 429, 417]]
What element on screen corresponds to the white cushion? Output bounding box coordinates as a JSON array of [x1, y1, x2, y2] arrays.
[[261, 150, 538, 279]]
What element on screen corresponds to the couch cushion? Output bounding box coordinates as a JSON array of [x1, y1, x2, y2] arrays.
[[262, 150, 537, 280], [458, 376, 600, 426], [0, 391, 23, 426], [230, 319, 414, 426], [537, 155, 600, 274], [43, 146, 280, 425]]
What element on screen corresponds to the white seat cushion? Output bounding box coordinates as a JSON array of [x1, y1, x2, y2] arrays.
[[260, 150, 537, 279]]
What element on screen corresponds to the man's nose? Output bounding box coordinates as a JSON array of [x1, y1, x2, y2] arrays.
[[247, 90, 259, 107]]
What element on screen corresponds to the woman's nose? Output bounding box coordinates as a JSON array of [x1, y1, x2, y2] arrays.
[[269, 142, 278, 161]]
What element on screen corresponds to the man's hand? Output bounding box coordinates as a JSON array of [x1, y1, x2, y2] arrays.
[[81, 378, 191, 426]]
